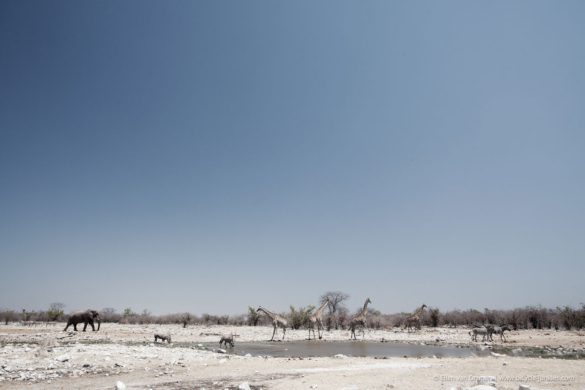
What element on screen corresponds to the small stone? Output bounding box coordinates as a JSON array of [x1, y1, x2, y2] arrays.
[[238, 382, 251, 390], [115, 381, 126, 390], [518, 385, 530, 390]]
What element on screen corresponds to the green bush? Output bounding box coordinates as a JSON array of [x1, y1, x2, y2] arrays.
[[289, 305, 314, 329]]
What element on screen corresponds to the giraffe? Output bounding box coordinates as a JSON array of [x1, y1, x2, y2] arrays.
[[349, 298, 372, 340], [404, 304, 427, 332], [256, 306, 288, 341], [308, 297, 330, 340]]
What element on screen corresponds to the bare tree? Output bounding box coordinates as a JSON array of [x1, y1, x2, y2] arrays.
[[320, 291, 349, 330], [429, 307, 440, 327], [182, 312, 192, 328]]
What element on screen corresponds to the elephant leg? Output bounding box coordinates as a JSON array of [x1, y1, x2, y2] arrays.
[[83, 322, 88, 331], [64, 323, 70, 331], [271, 326, 276, 341], [89, 321, 95, 331], [73, 323, 78, 331], [282, 327, 286, 340]]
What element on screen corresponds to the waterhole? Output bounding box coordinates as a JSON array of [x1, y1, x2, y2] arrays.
[[200, 340, 483, 358]]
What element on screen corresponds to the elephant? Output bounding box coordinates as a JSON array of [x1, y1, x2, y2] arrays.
[[63, 310, 101, 331]]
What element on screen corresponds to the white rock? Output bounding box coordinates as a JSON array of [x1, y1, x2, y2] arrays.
[[518, 385, 530, 390], [334, 354, 347, 359], [55, 355, 70, 362], [115, 381, 126, 390], [238, 382, 251, 390]]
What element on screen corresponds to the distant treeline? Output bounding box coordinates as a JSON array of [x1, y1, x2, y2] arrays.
[[2, 302, 585, 331]]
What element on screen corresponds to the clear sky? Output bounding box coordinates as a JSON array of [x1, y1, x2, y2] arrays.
[[1, 1, 584, 316]]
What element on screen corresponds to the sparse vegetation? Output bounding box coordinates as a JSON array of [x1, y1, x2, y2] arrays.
[[1, 303, 584, 330], [320, 291, 349, 330], [1, 310, 18, 325], [247, 306, 260, 326], [288, 305, 315, 329], [182, 313, 191, 328], [429, 307, 440, 327], [47, 303, 65, 322]]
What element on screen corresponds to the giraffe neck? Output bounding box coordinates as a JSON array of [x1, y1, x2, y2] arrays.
[[359, 299, 370, 316], [315, 300, 329, 316], [258, 307, 276, 320]]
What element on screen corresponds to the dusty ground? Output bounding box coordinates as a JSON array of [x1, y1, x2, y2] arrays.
[[1, 323, 584, 389]]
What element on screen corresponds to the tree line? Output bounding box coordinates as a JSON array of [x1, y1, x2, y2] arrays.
[[2, 292, 584, 331]]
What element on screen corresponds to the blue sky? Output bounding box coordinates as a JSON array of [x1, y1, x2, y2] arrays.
[[1, 1, 584, 315]]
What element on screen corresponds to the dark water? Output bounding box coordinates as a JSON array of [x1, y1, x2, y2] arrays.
[[204, 341, 481, 358]]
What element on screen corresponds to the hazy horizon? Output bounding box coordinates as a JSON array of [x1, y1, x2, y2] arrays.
[[1, 1, 584, 316], [3, 299, 583, 318]]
